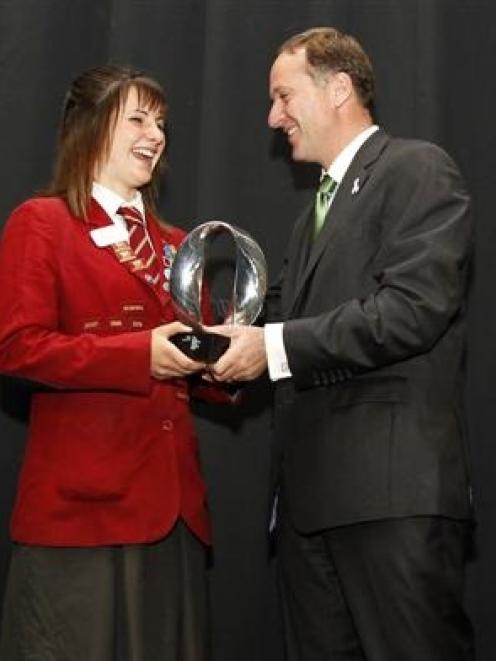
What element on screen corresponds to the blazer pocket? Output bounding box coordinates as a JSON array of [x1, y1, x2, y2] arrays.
[[327, 375, 409, 410]]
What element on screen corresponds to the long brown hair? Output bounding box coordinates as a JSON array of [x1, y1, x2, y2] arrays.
[[46, 65, 168, 219]]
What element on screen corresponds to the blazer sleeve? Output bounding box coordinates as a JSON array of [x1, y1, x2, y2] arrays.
[[0, 200, 152, 394], [283, 142, 473, 383]]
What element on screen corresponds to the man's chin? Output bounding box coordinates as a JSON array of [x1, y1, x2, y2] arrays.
[[290, 147, 311, 163], [290, 144, 304, 161]]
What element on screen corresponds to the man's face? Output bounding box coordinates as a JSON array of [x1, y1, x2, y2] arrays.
[[268, 48, 334, 168]]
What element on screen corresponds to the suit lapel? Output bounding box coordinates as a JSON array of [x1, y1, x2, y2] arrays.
[[281, 200, 315, 315], [287, 130, 390, 315]]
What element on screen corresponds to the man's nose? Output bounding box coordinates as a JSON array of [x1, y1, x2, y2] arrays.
[[268, 100, 284, 128]]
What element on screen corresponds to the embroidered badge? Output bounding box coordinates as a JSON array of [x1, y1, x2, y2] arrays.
[[122, 304, 144, 312], [112, 241, 135, 263], [162, 243, 177, 292], [112, 242, 150, 273], [130, 258, 146, 272], [83, 320, 100, 330]]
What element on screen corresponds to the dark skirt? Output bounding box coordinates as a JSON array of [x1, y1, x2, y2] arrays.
[[0, 521, 209, 661]]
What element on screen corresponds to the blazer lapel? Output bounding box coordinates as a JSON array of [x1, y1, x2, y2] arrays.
[[145, 213, 176, 307], [86, 199, 168, 307], [287, 129, 390, 315]]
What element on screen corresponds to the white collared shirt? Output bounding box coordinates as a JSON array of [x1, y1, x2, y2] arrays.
[[326, 124, 379, 185], [89, 182, 145, 246], [265, 125, 379, 381]]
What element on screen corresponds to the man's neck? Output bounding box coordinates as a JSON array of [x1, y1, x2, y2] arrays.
[[324, 112, 373, 169]]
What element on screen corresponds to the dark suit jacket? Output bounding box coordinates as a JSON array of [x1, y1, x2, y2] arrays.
[[0, 197, 213, 546], [272, 129, 473, 533]]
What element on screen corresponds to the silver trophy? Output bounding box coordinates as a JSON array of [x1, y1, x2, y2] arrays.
[[169, 221, 267, 363]]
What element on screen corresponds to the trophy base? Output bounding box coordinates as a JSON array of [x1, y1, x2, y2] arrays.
[[170, 331, 230, 363]]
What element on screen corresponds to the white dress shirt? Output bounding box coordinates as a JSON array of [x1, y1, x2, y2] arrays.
[[265, 125, 379, 381], [89, 182, 146, 247]]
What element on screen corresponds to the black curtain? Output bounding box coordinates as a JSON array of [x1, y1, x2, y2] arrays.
[[0, 1, 495, 659]]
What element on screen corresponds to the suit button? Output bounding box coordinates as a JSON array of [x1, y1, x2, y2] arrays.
[[162, 419, 174, 431]]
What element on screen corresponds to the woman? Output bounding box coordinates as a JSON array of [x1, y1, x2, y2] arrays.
[[0, 65, 215, 660]]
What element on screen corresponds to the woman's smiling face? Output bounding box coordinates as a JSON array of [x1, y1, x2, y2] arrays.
[[95, 86, 166, 200]]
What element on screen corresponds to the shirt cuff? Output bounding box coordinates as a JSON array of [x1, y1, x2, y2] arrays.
[[264, 323, 292, 381]]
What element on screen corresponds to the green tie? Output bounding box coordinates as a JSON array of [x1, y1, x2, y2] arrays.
[[314, 174, 337, 236]]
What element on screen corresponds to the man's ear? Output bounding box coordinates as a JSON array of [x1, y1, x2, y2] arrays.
[[331, 72, 353, 108]]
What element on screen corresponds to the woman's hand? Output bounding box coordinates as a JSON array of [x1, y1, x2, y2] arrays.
[[151, 322, 206, 379]]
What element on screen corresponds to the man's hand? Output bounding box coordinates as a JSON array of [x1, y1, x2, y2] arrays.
[[207, 325, 267, 382], [151, 322, 206, 379]]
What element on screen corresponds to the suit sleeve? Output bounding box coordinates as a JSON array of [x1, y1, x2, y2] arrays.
[[0, 201, 152, 394], [283, 143, 473, 385]]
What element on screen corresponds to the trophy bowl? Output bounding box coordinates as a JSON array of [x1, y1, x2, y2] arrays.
[[169, 221, 267, 363]]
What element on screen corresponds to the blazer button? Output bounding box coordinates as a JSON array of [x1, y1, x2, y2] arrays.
[[161, 419, 174, 431]]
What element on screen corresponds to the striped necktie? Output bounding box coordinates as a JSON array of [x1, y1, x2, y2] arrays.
[[117, 206, 160, 284], [314, 174, 337, 236]]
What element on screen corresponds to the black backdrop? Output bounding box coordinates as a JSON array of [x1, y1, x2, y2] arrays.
[[0, 1, 495, 659]]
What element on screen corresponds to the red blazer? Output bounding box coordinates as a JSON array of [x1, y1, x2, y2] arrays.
[[0, 196, 211, 546]]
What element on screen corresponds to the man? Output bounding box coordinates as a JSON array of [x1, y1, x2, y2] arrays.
[[210, 27, 474, 660]]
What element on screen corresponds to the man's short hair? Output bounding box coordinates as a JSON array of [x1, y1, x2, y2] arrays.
[[278, 27, 375, 111]]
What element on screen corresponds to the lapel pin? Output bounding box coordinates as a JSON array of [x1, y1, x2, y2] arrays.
[[351, 178, 360, 195]]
